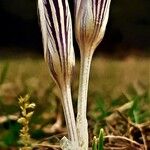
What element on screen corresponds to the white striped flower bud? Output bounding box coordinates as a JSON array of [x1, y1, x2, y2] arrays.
[[38, 0, 75, 88], [75, 0, 111, 55], [74, 0, 111, 149], [38, 0, 79, 148]]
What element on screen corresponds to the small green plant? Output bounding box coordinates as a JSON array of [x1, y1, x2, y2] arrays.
[[92, 128, 104, 150], [17, 95, 36, 150]]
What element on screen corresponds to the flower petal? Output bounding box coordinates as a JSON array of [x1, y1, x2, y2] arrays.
[[38, 0, 75, 87], [75, 0, 111, 52]]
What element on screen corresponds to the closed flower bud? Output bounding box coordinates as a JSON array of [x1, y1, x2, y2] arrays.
[[18, 117, 26, 124], [38, 0, 75, 88], [75, 0, 111, 54], [74, 0, 111, 149], [38, 0, 79, 147], [28, 103, 36, 109], [26, 112, 34, 119]]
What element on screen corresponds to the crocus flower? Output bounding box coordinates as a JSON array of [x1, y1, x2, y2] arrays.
[[38, 0, 79, 147], [75, 0, 111, 54], [74, 0, 111, 149]]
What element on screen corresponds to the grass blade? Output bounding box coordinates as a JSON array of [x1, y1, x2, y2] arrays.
[[0, 63, 9, 85], [98, 128, 104, 150]]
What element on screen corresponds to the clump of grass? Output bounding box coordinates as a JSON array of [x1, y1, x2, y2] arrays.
[[17, 94, 36, 150]]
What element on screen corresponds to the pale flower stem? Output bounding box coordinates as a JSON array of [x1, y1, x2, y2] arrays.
[[61, 84, 79, 149], [77, 53, 93, 150]]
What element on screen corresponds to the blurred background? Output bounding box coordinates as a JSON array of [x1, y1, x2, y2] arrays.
[[0, 0, 150, 57], [0, 0, 150, 149]]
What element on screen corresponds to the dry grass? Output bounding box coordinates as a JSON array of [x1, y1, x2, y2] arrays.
[[0, 55, 149, 149], [0, 56, 149, 102]]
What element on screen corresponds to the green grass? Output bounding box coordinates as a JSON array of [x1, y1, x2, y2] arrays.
[[0, 56, 149, 149]]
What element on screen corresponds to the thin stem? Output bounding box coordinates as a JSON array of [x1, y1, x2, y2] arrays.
[[61, 84, 79, 149], [77, 52, 93, 150]]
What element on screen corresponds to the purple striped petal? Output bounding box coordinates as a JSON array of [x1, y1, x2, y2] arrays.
[[75, 0, 111, 54], [38, 0, 75, 87]]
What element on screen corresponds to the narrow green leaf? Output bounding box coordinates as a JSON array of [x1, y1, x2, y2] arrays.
[[129, 96, 141, 123], [98, 128, 104, 150], [92, 136, 97, 150]]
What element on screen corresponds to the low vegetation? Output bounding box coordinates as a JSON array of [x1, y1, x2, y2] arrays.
[[0, 56, 149, 149]]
